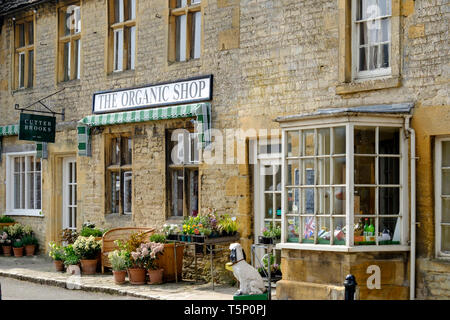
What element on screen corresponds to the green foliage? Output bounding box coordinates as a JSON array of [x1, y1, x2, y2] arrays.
[[22, 225, 33, 237], [217, 214, 238, 235], [63, 244, 80, 265], [114, 232, 147, 253], [149, 233, 167, 244], [22, 235, 38, 246], [6, 223, 24, 240], [0, 215, 14, 223], [48, 242, 65, 261], [108, 250, 131, 271], [261, 222, 281, 239], [80, 226, 104, 238], [13, 239, 23, 248]]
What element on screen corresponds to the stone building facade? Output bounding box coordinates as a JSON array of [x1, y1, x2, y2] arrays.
[[0, 0, 448, 299]]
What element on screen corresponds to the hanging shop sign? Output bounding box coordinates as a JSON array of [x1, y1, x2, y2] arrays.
[[19, 113, 56, 143], [93, 75, 213, 114]]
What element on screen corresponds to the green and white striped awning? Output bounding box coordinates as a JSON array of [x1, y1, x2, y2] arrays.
[[78, 102, 212, 156], [0, 124, 19, 136]]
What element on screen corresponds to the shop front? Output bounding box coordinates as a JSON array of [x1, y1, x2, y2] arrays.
[[274, 103, 414, 300]]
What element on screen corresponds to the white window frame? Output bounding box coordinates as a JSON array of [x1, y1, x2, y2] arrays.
[[5, 151, 43, 217], [62, 157, 77, 230], [435, 136, 450, 259], [277, 116, 409, 253], [351, 0, 392, 80]]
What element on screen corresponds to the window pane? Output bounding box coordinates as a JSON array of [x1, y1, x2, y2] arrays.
[[275, 193, 281, 217], [111, 172, 120, 213], [302, 188, 314, 214], [114, 29, 124, 71], [381, 18, 389, 42], [111, 138, 120, 165], [378, 0, 391, 16], [442, 141, 450, 167], [333, 126, 346, 154], [121, 137, 132, 165], [355, 187, 376, 215], [19, 53, 25, 88], [333, 217, 346, 245], [264, 193, 273, 219], [128, 0, 136, 20], [380, 217, 401, 244], [123, 171, 132, 214], [14, 173, 20, 209], [302, 159, 314, 185], [287, 160, 299, 185], [303, 130, 314, 156], [28, 50, 34, 87], [359, 47, 367, 71], [115, 0, 124, 23], [317, 188, 330, 215], [275, 165, 281, 191], [287, 188, 300, 214], [442, 226, 450, 252], [27, 167, 35, 209], [176, 0, 188, 8], [379, 157, 399, 184], [64, 9, 71, 36], [369, 45, 379, 69], [74, 6, 81, 33], [442, 198, 450, 223], [333, 187, 346, 215], [317, 158, 330, 185], [379, 187, 399, 215], [264, 165, 273, 191], [443, 170, 450, 195], [63, 42, 70, 81], [19, 24, 25, 47], [36, 171, 41, 209], [27, 22, 34, 45], [317, 217, 331, 244], [74, 39, 81, 79], [128, 26, 136, 70], [176, 15, 187, 62], [287, 216, 299, 243], [287, 131, 299, 157], [354, 127, 375, 154], [379, 127, 399, 154], [171, 170, 184, 217], [333, 157, 346, 184], [318, 128, 330, 155], [190, 11, 201, 59], [355, 156, 375, 184], [301, 216, 315, 243], [188, 169, 198, 216], [359, 22, 367, 46]]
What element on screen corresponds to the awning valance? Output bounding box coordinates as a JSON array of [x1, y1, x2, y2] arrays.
[[0, 124, 19, 136], [77, 102, 211, 156]]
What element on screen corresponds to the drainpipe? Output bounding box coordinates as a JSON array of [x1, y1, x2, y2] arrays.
[[405, 115, 416, 300]]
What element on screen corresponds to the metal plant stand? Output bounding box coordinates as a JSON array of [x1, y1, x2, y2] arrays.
[[251, 243, 277, 300]]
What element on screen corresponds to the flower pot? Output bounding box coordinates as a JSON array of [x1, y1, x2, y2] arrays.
[[54, 260, 65, 272], [147, 268, 164, 285], [66, 264, 81, 275], [80, 259, 97, 275], [258, 236, 273, 244], [113, 270, 127, 284], [13, 246, 24, 257], [2, 245, 12, 256], [25, 244, 36, 256], [127, 268, 146, 285]]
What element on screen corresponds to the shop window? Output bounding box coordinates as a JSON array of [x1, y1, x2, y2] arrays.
[[167, 129, 199, 218], [283, 123, 406, 248], [6, 153, 41, 215], [168, 0, 202, 63], [58, 3, 81, 82], [352, 0, 391, 79], [435, 137, 450, 258], [14, 16, 34, 89], [108, 0, 136, 72], [106, 134, 133, 215]]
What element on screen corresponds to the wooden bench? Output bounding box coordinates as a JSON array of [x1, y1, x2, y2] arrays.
[[101, 227, 155, 273]]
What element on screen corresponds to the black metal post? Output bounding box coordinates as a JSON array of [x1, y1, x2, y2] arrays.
[[0, 281, 2, 300], [344, 274, 357, 300]]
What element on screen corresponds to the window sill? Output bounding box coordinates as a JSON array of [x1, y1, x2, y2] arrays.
[[106, 69, 136, 80], [167, 58, 202, 71], [11, 86, 34, 95], [57, 79, 81, 88], [276, 242, 410, 253], [336, 76, 401, 95], [4, 210, 44, 217]]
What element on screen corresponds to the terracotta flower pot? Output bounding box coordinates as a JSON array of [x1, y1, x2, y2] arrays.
[[13, 246, 24, 257], [25, 244, 36, 256], [127, 268, 146, 285], [147, 268, 164, 285], [113, 270, 127, 284], [2, 245, 12, 256], [80, 259, 97, 275], [54, 260, 65, 272]]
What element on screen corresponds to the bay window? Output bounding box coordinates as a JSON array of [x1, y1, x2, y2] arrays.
[[281, 115, 408, 250]]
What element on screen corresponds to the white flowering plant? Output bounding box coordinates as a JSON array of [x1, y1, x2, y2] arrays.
[[48, 241, 65, 261], [0, 231, 11, 244], [108, 249, 131, 271], [130, 242, 165, 270], [73, 235, 101, 260]]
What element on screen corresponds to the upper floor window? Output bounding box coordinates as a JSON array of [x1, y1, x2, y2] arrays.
[[435, 137, 450, 258], [108, 0, 136, 72], [14, 16, 34, 89], [169, 0, 202, 63], [58, 3, 81, 82], [352, 0, 392, 79]]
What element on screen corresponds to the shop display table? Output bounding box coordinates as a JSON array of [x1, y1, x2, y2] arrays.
[[166, 233, 240, 290]]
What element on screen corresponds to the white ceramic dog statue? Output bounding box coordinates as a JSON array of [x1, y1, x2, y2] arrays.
[[228, 243, 266, 296]]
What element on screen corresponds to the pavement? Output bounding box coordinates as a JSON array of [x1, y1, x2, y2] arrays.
[[0, 255, 242, 300]]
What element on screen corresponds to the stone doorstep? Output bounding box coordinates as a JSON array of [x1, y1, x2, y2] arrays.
[[0, 268, 236, 300]]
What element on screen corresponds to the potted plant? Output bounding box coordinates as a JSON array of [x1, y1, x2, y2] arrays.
[[63, 244, 81, 275], [131, 241, 165, 285], [259, 227, 275, 244], [0, 215, 16, 228], [115, 232, 148, 284], [163, 224, 180, 241], [7, 223, 24, 241], [22, 235, 38, 256], [0, 231, 12, 256], [73, 235, 101, 275], [48, 241, 65, 271], [12, 239, 24, 257], [61, 228, 79, 244], [108, 249, 131, 284], [217, 214, 238, 237]]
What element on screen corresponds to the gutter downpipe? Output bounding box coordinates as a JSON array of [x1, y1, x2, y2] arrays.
[[405, 115, 416, 300]]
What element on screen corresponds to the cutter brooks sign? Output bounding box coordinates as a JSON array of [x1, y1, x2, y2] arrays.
[[92, 75, 213, 114], [19, 113, 56, 143]]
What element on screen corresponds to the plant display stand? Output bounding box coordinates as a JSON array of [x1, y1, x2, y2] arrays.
[[251, 243, 281, 300], [167, 233, 240, 290]]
